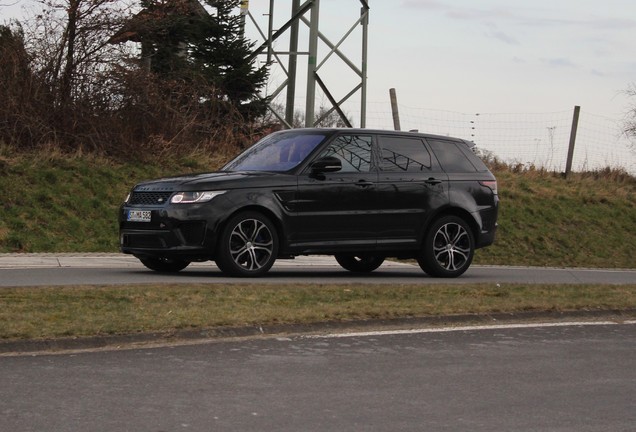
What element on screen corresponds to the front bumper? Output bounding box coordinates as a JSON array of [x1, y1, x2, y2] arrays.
[[118, 205, 223, 260]]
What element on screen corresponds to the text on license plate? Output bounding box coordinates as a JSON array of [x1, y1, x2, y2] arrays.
[[127, 210, 151, 222]]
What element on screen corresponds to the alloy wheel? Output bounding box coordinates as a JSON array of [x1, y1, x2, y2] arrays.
[[418, 215, 474, 278], [432, 222, 471, 271], [229, 218, 275, 272]]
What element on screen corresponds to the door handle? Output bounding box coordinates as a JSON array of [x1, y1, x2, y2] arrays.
[[425, 178, 443, 185], [355, 179, 374, 188]]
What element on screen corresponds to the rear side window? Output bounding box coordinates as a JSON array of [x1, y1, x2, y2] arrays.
[[379, 136, 432, 172], [428, 139, 478, 173], [457, 143, 490, 172], [318, 135, 373, 172]]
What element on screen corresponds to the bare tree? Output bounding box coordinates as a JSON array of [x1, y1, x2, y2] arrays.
[[623, 83, 636, 158], [314, 105, 352, 128], [0, 22, 44, 147], [2, 1, 270, 156], [626, 84, 636, 139], [5, 0, 139, 150], [261, 102, 352, 129], [27, 0, 131, 108]]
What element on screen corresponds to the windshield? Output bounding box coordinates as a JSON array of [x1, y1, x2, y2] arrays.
[[223, 131, 328, 172]]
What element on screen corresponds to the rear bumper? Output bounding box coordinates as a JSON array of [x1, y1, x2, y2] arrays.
[[474, 198, 498, 249], [475, 224, 497, 249]]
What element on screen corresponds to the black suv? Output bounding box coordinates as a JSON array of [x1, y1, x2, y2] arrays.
[[119, 128, 498, 277]]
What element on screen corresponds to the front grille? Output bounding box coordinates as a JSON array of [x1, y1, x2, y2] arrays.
[[129, 191, 172, 206]]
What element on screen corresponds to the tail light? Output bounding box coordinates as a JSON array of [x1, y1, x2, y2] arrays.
[[479, 180, 498, 195]]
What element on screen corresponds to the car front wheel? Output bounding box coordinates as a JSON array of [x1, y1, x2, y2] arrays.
[[418, 216, 474, 278], [215, 212, 279, 277], [334, 254, 385, 273]]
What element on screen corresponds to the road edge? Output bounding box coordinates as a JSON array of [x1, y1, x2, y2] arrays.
[[2, 308, 635, 356]]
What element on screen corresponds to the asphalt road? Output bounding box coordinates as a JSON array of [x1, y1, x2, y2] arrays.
[[1, 254, 635, 286], [2, 322, 635, 432], [2, 255, 635, 431]]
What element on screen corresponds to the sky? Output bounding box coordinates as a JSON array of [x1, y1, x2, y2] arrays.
[[2, 0, 635, 123], [244, 0, 636, 124], [353, 0, 633, 115]]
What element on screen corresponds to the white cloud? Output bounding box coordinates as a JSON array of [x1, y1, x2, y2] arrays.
[[542, 58, 577, 68], [486, 30, 519, 45], [400, 0, 447, 10]]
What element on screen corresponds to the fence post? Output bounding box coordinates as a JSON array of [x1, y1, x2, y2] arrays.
[[389, 88, 401, 131], [565, 105, 580, 177]]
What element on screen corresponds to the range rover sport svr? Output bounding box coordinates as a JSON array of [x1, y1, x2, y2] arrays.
[[119, 128, 498, 277]]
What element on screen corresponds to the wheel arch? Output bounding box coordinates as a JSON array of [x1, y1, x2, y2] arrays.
[[421, 206, 480, 246], [217, 204, 286, 252]]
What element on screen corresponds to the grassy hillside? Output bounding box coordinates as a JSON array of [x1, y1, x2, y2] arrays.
[[1, 149, 634, 268], [477, 167, 635, 268]]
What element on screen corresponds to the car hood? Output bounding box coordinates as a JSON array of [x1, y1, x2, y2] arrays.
[[132, 171, 289, 192]]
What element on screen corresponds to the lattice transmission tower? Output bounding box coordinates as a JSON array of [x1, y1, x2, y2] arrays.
[[242, 0, 370, 128]]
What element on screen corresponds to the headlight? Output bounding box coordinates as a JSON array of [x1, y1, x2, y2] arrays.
[[124, 192, 131, 204], [170, 191, 226, 204]]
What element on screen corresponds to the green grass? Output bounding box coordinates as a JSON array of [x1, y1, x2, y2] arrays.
[[1, 150, 635, 343], [477, 168, 635, 268], [0, 148, 226, 252], [1, 283, 635, 340], [1, 149, 634, 268]]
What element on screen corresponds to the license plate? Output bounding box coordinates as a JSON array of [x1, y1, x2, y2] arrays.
[[127, 210, 151, 222]]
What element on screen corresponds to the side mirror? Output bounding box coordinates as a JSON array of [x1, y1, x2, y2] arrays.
[[310, 156, 342, 174]]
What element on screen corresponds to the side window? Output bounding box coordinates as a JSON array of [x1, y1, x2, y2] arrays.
[[379, 136, 432, 172], [317, 135, 373, 173], [428, 139, 478, 173]]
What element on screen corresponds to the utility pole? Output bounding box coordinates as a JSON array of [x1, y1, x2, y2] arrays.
[[389, 88, 401, 131], [565, 105, 580, 177]]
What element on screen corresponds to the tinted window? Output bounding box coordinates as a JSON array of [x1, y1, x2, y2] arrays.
[[317, 135, 373, 172], [223, 132, 327, 172], [379, 136, 432, 172], [428, 139, 477, 173], [458, 144, 490, 172]]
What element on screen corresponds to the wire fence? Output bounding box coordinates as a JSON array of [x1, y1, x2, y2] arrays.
[[361, 102, 636, 175]]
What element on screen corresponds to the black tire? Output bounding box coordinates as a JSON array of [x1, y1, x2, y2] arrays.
[[215, 212, 278, 277], [138, 256, 190, 273], [417, 215, 474, 278], [334, 254, 385, 273]]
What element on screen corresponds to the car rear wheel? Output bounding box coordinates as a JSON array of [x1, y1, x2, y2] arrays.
[[418, 215, 474, 278], [138, 256, 190, 273], [215, 212, 279, 277], [335, 254, 385, 273]]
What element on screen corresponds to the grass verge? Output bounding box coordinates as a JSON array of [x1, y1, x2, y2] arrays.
[[1, 283, 635, 341], [2, 150, 635, 269]]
